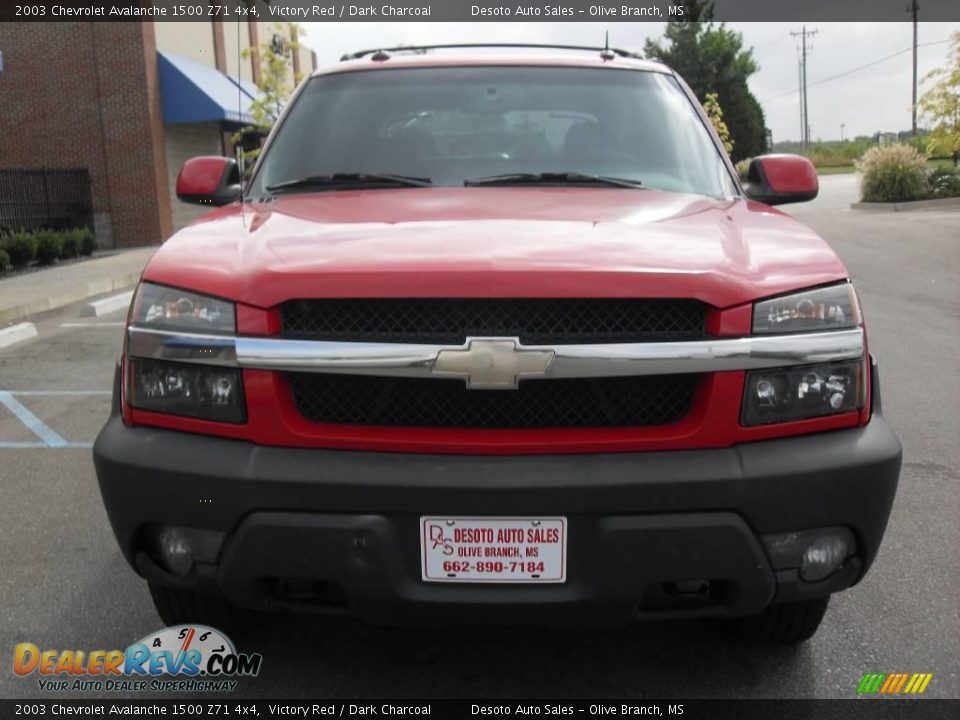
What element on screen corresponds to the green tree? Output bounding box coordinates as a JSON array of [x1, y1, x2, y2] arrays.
[[644, 0, 768, 161], [703, 92, 733, 154], [917, 30, 960, 165], [233, 23, 303, 170]]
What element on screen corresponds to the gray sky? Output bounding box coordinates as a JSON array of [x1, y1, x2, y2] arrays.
[[299, 21, 959, 144]]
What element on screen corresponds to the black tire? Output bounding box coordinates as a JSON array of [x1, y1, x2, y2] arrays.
[[734, 595, 830, 644], [148, 582, 239, 629]]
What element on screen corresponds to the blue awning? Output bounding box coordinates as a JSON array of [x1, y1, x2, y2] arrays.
[[158, 51, 258, 125], [228, 75, 261, 102]]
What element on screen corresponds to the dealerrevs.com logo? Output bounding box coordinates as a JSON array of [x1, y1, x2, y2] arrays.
[[13, 625, 262, 693]]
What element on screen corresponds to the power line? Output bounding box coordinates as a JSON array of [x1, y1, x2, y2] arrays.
[[751, 34, 792, 54], [761, 38, 952, 104]]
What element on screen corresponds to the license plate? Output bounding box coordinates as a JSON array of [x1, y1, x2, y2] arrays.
[[420, 517, 567, 583]]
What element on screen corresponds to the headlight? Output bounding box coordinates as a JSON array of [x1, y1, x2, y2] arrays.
[[131, 282, 235, 334], [753, 283, 860, 334], [742, 360, 865, 426], [127, 283, 244, 423], [127, 358, 246, 424]]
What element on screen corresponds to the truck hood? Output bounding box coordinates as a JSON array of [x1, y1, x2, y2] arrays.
[[144, 187, 848, 309]]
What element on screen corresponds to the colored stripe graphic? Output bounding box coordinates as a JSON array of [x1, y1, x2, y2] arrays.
[[914, 674, 933, 694], [879, 674, 898, 694], [857, 673, 886, 694], [858, 672, 933, 695], [890, 673, 909, 694]]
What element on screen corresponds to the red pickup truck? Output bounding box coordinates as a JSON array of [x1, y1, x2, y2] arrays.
[[94, 45, 901, 644]]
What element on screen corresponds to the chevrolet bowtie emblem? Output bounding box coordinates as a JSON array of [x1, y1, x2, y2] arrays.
[[432, 338, 555, 389]]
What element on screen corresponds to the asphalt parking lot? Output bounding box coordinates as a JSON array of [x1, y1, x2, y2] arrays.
[[1, 178, 958, 700]]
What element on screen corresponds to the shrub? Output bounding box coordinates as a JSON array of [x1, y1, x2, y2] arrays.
[[857, 144, 930, 202], [735, 158, 751, 181], [78, 227, 97, 256], [1, 231, 38, 267], [0, 248, 10, 272], [34, 230, 63, 266], [60, 229, 81, 259], [927, 167, 960, 198]]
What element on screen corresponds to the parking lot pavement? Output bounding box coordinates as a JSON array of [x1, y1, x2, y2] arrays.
[[1, 203, 958, 701], [788, 173, 860, 214]]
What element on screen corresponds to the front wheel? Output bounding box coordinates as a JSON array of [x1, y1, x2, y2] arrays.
[[733, 595, 830, 644], [148, 582, 239, 629]]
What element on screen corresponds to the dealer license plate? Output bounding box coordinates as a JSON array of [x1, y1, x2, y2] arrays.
[[420, 517, 567, 583]]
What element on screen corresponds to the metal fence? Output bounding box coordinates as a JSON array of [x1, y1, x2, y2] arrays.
[[0, 168, 94, 233]]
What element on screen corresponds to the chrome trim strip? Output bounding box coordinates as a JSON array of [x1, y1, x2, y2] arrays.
[[126, 328, 238, 366], [127, 326, 865, 380]]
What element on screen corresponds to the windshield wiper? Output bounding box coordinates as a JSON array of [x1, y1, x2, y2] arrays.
[[464, 172, 643, 189], [266, 172, 432, 193]]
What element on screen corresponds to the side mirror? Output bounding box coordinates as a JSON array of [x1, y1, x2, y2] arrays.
[[743, 154, 818, 206], [175, 156, 241, 207]]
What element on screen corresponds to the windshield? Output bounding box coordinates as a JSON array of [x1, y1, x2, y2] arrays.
[[250, 66, 737, 199]]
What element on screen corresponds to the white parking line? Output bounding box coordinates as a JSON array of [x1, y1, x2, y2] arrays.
[[0, 391, 69, 447]]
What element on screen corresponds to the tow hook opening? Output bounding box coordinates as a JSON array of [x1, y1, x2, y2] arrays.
[[639, 579, 730, 612], [259, 577, 350, 611]]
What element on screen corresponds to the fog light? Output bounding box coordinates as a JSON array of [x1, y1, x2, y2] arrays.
[[762, 526, 856, 582], [800, 531, 851, 582], [157, 526, 194, 577]]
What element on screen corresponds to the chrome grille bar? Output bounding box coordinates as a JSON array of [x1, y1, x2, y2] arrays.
[[126, 327, 865, 380]]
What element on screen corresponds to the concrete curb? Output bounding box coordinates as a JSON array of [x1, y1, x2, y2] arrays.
[[0, 268, 143, 326], [80, 290, 134, 318], [0, 322, 38, 350], [851, 196, 960, 212]]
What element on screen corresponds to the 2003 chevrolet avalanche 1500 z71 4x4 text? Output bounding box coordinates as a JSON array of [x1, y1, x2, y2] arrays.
[[93, 45, 902, 644]]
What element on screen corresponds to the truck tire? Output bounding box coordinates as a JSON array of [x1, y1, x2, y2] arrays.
[[735, 595, 830, 644], [148, 582, 238, 629]]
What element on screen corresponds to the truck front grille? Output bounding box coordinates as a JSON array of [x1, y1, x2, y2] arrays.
[[280, 298, 706, 345], [287, 373, 699, 429]]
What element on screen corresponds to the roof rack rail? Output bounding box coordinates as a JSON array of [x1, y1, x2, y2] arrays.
[[340, 43, 644, 62]]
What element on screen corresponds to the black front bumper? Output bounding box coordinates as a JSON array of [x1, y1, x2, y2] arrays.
[[93, 375, 902, 626]]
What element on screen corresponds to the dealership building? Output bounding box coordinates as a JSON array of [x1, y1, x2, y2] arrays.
[[0, 19, 316, 248]]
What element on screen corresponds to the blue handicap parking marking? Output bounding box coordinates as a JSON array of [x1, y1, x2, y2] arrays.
[[0, 390, 109, 449]]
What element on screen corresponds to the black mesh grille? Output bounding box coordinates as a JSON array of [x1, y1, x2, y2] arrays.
[[287, 373, 699, 429], [280, 298, 706, 345]]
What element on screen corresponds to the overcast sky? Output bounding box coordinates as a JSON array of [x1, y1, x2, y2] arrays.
[[299, 21, 959, 144]]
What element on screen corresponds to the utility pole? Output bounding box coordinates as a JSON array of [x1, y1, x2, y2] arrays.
[[841, 123, 845, 142], [909, 0, 919, 135], [798, 59, 805, 145], [791, 26, 817, 147]]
